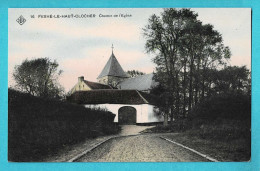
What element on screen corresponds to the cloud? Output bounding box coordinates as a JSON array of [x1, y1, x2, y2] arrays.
[[24, 17, 141, 42], [8, 8, 251, 92]]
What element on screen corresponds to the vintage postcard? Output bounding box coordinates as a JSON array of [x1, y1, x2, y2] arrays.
[[8, 8, 251, 162]]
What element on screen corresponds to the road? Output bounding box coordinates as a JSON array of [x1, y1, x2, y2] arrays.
[[76, 134, 209, 162]]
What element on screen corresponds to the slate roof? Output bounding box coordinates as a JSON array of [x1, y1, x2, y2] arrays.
[[83, 80, 112, 90], [119, 73, 158, 91], [67, 90, 149, 105], [97, 52, 129, 79]]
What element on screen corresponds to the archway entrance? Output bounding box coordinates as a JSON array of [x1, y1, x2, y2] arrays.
[[118, 106, 137, 125]]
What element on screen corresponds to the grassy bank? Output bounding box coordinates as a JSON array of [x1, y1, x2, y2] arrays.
[[143, 93, 251, 161], [8, 89, 118, 162], [143, 119, 250, 161]]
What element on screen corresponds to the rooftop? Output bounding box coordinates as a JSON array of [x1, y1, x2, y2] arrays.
[[97, 52, 129, 79], [119, 73, 158, 91], [67, 90, 150, 105], [83, 80, 112, 90]]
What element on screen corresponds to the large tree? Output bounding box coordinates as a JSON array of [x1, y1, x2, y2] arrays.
[[13, 57, 64, 99], [143, 8, 231, 125]]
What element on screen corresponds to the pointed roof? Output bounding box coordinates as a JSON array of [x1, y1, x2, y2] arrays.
[[97, 52, 129, 79]]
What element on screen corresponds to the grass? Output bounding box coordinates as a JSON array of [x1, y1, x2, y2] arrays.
[[142, 93, 251, 161], [8, 89, 119, 162], [143, 118, 250, 161], [164, 129, 250, 161]]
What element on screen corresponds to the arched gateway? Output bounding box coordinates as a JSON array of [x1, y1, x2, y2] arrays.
[[67, 47, 164, 124], [118, 106, 137, 125]]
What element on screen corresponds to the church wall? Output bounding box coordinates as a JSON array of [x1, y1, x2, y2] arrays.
[[84, 104, 164, 123]]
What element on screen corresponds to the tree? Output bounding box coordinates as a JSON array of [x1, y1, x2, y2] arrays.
[[143, 9, 194, 124], [13, 57, 64, 99], [143, 8, 231, 124], [150, 80, 171, 126], [211, 66, 251, 95], [126, 70, 145, 78]]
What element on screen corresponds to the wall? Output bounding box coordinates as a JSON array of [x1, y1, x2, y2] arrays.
[[85, 103, 164, 123], [69, 80, 91, 94]]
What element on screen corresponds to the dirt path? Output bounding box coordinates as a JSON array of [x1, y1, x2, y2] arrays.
[[119, 125, 155, 136], [41, 125, 154, 162], [76, 134, 209, 162]]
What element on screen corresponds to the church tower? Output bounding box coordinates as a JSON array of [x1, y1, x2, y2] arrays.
[[97, 45, 129, 87]]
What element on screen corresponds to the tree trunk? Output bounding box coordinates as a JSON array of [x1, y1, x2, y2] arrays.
[[188, 61, 194, 113], [182, 61, 187, 117], [201, 66, 206, 100], [163, 113, 168, 126], [194, 56, 201, 105], [188, 37, 195, 114], [170, 106, 174, 125], [175, 73, 180, 118]]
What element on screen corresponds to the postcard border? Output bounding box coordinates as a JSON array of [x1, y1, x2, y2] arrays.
[[1, 0, 259, 170]]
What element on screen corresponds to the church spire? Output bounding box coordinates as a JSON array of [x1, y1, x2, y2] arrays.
[[97, 45, 128, 79], [111, 44, 114, 54]]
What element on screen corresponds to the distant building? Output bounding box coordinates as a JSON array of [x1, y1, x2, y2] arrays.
[[68, 46, 163, 125], [69, 50, 157, 94], [69, 76, 112, 93], [97, 51, 129, 87]]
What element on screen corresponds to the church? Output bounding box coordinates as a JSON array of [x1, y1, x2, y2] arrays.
[[67, 46, 163, 125]]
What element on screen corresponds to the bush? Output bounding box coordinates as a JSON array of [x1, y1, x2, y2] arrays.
[[189, 93, 251, 120], [188, 118, 250, 140], [8, 89, 117, 161]]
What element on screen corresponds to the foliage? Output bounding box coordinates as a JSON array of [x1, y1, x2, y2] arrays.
[[8, 89, 118, 161], [189, 93, 251, 120], [13, 57, 64, 99], [149, 84, 171, 125], [143, 8, 250, 124], [126, 70, 145, 78], [210, 66, 251, 95]]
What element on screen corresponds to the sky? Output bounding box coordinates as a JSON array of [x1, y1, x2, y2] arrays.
[[8, 8, 251, 92]]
